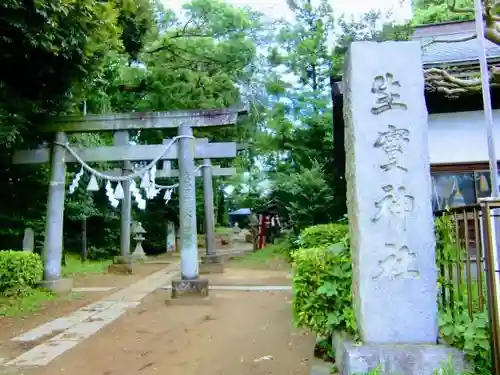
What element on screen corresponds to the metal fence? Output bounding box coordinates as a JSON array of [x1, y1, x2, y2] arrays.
[[436, 202, 500, 373], [435, 205, 485, 316]]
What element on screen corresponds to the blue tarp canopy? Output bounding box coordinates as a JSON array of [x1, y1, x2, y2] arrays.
[[228, 208, 252, 216]]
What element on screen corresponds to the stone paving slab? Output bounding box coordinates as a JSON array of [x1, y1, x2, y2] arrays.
[[11, 307, 107, 342], [50, 321, 108, 342], [72, 287, 115, 292], [5, 341, 79, 367], [144, 260, 171, 264], [106, 290, 150, 302], [309, 359, 332, 375], [162, 285, 292, 291], [48, 302, 139, 343], [4, 263, 178, 367]]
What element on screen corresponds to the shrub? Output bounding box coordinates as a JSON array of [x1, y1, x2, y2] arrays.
[[87, 246, 118, 261], [291, 245, 357, 341], [0, 251, 43, 296], [292, 222, 355, 346], [292, 216, 490, 370], [439, 309, 490, 374], [299, 223, 349, 249]]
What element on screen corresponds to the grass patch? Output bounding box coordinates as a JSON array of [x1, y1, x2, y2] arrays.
[[230, 243, 289, 269], [0, 254, 110, 318], [215, 226, 232, 234], [62, 254, 112, 276], [0, 290, 85, 318], [0, 288, 56, 317]]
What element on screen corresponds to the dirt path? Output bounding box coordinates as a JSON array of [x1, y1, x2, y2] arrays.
[[207, 268, 292, 286], [6, 268, 314, 375], [0, 263, 167, 343]]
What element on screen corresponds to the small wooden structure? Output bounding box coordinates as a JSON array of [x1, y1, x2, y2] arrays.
[[254, 200, 285, 248]]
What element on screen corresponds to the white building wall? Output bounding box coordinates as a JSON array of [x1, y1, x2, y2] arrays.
[[429, 110, 500, 164]]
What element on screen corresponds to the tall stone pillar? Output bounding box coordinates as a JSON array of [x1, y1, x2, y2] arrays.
[[336, 41, 464, 375], [170, 125, 209, 300]]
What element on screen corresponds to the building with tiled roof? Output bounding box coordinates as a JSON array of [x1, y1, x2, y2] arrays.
[[331, 20, 500, 212], [413, 20, 500, 66]]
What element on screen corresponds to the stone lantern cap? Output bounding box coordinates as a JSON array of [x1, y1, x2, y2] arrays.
[[132, 222, 147, 235]]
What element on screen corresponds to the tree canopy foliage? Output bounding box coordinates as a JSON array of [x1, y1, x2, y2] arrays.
[[413, 0, 473, 24]]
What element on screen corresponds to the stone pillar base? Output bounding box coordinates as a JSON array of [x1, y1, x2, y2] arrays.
[[202, 254, 224, 263], [333, 333, 465, 375], [200, 254, 224, 274], [108, 255, 136, 275], [171, 278, 209, 299], [113, 255, 136, 263], [39, 278, 73, 295], [309, 359, 332, 375]]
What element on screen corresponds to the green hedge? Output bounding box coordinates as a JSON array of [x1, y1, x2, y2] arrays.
[[299, 223, 349, 249], [292, 245, 356, 339], [0, 251, 43, 296], [291, 222, 356, 344]]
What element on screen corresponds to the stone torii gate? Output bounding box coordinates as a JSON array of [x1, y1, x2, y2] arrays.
[[13, 108, 245, 295]]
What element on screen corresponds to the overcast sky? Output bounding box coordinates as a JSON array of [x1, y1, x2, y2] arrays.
[[164, 0, 412, 23]]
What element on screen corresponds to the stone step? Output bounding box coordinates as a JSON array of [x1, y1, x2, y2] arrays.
[[309, 359, 332, 375]]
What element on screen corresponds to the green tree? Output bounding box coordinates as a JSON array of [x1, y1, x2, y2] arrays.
[[0, 0, 122, 145], [413, 0, 473, 24], [117, 0, 157, 64], [274, 161, 336, 231], [0, 0, 126, 252], [234, 3, 414, 232], [250, 0, 339, 232], [0, 0, 262, 256]]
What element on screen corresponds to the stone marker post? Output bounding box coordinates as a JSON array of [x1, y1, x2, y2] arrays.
[[23, 228, 34, 252], [337, 41, 464, 374], [200, 158, 224, 274], [42, 131, 73, 293], [171, 124, 209, 299], [166, 221, 176, 252]]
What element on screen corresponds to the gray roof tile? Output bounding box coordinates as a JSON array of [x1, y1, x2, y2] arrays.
[[412, 21, 500, 65]]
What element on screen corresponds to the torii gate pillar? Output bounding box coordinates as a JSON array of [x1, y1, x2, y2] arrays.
[[171, 124, 210, 298], [41, 131, 73, 294], [199, 158, 225, 274]]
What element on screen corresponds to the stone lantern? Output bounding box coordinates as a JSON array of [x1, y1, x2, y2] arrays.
[[131, 222, 147, 261]]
